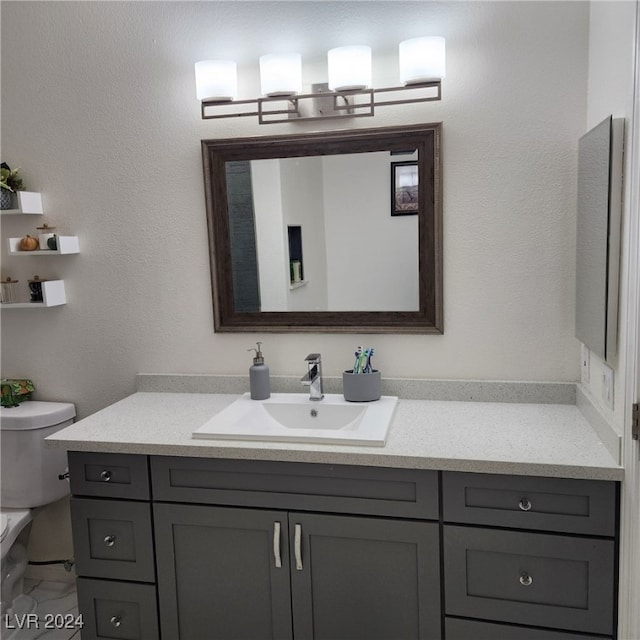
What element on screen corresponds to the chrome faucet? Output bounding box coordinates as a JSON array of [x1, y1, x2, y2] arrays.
[[301, 353, 324, 400]]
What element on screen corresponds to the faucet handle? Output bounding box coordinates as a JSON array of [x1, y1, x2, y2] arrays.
[[305, 353, 321, 363]]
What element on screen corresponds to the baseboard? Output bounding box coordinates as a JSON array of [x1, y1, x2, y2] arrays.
[[25, 562, 76, 584]]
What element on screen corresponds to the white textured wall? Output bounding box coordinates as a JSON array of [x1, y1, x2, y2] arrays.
[[1, 1, 590, 422]]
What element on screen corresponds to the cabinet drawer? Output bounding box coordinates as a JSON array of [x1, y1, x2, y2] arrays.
[[71, 498, 155, 582], [151, 456, 438, 519], [69, 451, 150, 500], [445, 617, 611, 640], [76, 577, 159, 640], [444, 526, 615, 635], [442, 472, 616, 536]]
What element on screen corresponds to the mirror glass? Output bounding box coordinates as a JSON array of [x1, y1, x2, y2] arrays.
[[575, 116, 623, 361], [202, 124, 442, 333]]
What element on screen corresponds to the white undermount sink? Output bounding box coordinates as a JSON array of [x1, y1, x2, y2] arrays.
[[192, 393, 398, 446]]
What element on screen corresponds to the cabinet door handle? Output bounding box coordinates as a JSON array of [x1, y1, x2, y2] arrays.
[[100, 470, 112, 482], [273, 522, 282, 568], [110, 615, 122, 627], [519, 572, 533, 586], [294, 523, 303, 571], [103, 535, 116, 547], [518, 497, 532, 511]]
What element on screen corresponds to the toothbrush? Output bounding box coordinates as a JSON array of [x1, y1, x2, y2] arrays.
[[361, 348, 371, 374], [359, 347, 372, 374], [357, 348, 369, 374], [353, 346, 363, 374], [364, 347, 375, 374]]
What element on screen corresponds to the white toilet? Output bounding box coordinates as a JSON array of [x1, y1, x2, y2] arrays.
[[0, 401, 75, 618]]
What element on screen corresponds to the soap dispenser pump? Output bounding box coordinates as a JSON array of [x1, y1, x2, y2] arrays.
[[248, 342, 270, 400]]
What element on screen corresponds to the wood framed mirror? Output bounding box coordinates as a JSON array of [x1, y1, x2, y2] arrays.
[[202, 123, 442, 333]]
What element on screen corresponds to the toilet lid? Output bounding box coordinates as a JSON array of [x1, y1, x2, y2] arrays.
[[0, 401, 75, 430], [0, 513, 8, 542]]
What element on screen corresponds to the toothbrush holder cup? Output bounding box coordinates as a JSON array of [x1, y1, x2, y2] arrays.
[[342, 370, 381, 402]]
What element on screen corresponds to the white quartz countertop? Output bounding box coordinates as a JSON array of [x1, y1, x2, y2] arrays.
[[46, 392, 622, 481]]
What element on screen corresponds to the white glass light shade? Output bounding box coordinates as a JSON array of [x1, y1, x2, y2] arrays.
[[195, 60, 238, 101], [327, 46, 372, 91], [260, 53, 302, 97], [399, 37, 446, 84]]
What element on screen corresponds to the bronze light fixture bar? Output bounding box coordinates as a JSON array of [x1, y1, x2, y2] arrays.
[[200, 80, 442, 125]]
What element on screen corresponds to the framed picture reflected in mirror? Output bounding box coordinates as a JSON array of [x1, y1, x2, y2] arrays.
[[391, 161, 418, 216]]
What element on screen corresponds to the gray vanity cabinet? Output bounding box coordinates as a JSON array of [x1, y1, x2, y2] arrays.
[[68, 452, 619, 640], [151, 456, 441, 640], [68, 452, 158, 640], [442, 471, 618, 639], [153, 504, 440, 640]]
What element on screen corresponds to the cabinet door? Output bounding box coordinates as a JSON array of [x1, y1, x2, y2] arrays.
[[442, 472, 616, 536], [154, 503, 293, 640], [69, 452, 150, 500], [151, 456, 438, 519], [289, 512, 441, 640], [76, 578, 158, 640], [71, 498, 155, 582], [444, 526, 615, 636]]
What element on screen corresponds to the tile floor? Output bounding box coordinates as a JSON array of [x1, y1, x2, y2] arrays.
[[2, 580, 80, 640]]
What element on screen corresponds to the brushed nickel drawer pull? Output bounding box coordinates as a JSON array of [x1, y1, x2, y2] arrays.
[[273, 522, 282, 568], [110, 615, 122, 627], [100, 470, 112, 482], [519, 572, 533, 586], [103, 535, 116, 547], [518, 497, 532, 511], [294, 524, 303, 571]]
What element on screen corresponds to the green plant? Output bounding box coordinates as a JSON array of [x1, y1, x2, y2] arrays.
[[0, 163, 24, 192]]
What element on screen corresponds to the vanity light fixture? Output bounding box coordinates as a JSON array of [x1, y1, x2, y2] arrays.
[[260, 53, 302, 96], [327, 45, 372, 91], [195, 60, 238, 101], [196, 38, 444, 124], [399, 37, 446, 84]]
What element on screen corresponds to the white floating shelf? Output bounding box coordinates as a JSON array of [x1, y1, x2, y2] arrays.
[[8, 236, 80, 255], [0, 280, 66, 308], [0, 191, 43, 215]]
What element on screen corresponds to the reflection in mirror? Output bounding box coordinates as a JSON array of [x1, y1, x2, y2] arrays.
[[231, 151, 419, 313], [202, 124, 442, 333]]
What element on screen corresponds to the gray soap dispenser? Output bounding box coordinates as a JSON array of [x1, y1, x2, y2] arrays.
[[248, 342, 270, 400]]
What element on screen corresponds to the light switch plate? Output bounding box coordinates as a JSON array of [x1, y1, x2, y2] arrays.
[[601, 364, 614, 410], [581, 344, 590, 384]]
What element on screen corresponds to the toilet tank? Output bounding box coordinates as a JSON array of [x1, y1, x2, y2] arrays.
[[0, 401, 75, 508]]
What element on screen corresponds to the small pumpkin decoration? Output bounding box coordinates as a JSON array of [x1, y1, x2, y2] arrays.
[[18, 235, 39, 251]]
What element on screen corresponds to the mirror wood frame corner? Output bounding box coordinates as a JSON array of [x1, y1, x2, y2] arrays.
[[202, 123, 443, 334]]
